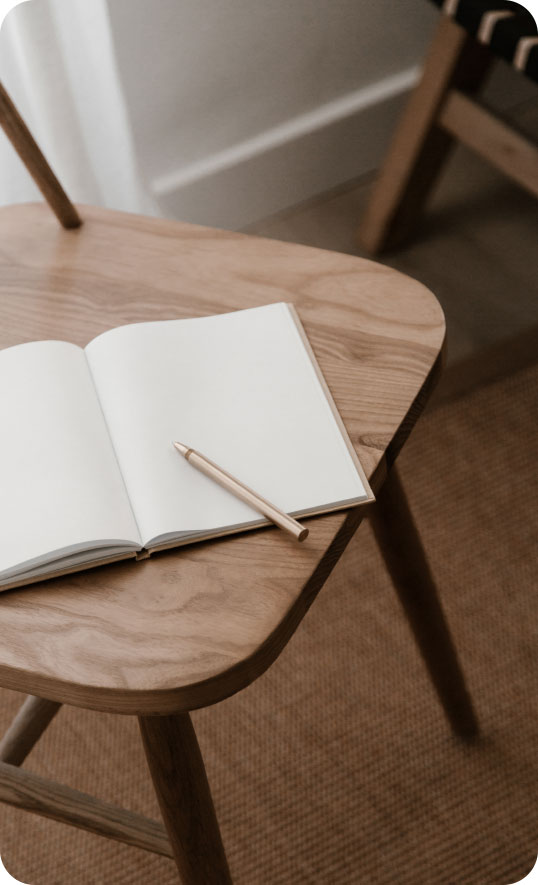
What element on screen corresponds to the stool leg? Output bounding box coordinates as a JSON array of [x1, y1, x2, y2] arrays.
[[0, 695, 62, 766], [139, 712, 232, 884], [358, 16, 492, 253], [370, 465, 479, 739]]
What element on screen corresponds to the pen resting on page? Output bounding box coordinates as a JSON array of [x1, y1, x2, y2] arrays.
[[173, 441, 309, 542]]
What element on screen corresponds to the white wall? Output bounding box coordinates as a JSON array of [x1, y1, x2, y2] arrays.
[[107, 0, 440, 227], [3, 0, 535, 228]]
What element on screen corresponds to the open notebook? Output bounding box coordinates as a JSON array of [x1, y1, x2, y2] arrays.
[[0, 303, 373, 590]]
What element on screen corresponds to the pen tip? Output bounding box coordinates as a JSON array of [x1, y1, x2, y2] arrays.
[[173, 441, 189, 456]]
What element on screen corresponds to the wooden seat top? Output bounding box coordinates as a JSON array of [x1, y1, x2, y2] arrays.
[[0, 203, 445, 715]]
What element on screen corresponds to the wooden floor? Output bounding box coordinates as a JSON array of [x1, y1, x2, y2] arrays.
[[247, 97, 538, 381]]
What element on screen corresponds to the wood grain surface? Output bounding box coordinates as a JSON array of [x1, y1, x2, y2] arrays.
[[140, 713, 231, 881], [0, 203, 445, 715], [0, 695, 62, 765], [0, 760, 171, 857]]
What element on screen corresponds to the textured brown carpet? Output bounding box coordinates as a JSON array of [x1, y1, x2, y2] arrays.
[[1, 359, 537, 885]]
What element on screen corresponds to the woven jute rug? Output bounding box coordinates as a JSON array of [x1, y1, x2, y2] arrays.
[[1, 359, 537, 885]]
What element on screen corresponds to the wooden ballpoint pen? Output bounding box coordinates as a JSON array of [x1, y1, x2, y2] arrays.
[[173, 441, 309, 542]]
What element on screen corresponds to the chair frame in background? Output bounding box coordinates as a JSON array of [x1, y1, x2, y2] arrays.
[[359, 14, 538, 254]]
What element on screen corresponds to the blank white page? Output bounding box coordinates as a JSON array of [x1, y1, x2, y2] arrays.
[[0, 341, 141, 578], [85, 303, 367, 547]]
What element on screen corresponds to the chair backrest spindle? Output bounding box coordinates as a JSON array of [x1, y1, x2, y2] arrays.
[[0, 81, 82, 229]]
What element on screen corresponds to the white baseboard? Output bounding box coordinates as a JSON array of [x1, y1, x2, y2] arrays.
[[150, 66, 421, 230], [149, 57, 537, 230]]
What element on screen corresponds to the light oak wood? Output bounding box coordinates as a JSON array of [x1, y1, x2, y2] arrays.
[[439, 90, 538, 198], [0, 205, 447, 718], [0, 760, 172, 856], [0, 695, 62, 765], [0, 202, 445, 715], [0, 82, 81, 230], [358, 16, 492, 254], [369, 466, 479, 739], [140, 713, 232, 884]]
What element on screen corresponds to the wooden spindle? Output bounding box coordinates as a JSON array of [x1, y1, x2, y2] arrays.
[[0, 81, 82, 229]]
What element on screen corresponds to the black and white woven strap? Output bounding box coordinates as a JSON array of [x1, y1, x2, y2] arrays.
[[429, 0, 538, 81]]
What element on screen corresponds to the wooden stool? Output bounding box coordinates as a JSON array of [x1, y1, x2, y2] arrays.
[[0, 80, 478, 883]]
